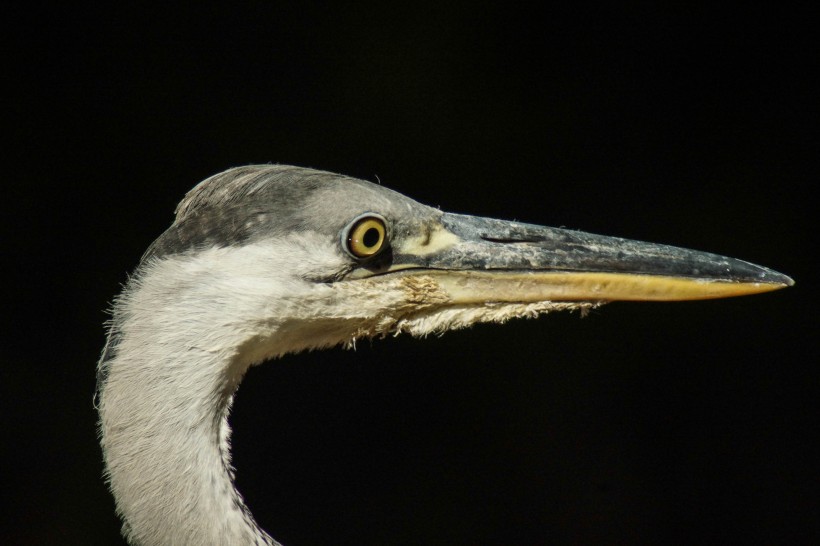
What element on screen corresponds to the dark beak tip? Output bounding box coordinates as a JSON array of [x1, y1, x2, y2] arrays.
[[752, 269, 794, 288], [752, 263, 794, 287], [722, 257, 793, 288]]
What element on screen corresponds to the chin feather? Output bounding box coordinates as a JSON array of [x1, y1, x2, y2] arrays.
[[344, 300, 601, 347]]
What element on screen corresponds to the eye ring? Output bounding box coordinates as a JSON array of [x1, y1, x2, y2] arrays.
[[343, 213, 388, 259]]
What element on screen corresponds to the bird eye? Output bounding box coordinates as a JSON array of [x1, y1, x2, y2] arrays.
[[344, 214, 388, 259]]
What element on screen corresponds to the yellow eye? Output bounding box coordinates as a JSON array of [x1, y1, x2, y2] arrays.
[[346, 215, 387, 258]]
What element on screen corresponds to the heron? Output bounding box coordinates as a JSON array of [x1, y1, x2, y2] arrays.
[[97, 164, 792, 545]]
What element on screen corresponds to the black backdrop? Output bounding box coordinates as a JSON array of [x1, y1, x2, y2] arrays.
[[4, 5, 817, 545]]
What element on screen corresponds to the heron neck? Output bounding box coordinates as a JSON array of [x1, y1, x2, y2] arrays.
[[98, 311, 278, 545]]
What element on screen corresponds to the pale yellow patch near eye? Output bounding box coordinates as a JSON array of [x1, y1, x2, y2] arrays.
[[396, 224, 461, 256]]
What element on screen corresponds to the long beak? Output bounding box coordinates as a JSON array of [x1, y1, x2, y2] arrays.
[[385, 212, 793, 303]]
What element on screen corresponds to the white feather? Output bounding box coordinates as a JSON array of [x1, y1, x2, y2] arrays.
[[99, 234, 594, 545]]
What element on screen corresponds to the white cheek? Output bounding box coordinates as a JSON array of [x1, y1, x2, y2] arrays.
[[123, 234, 348, 352], [212, 233, 349, 282]]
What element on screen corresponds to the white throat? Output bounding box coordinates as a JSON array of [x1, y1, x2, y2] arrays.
[[98, 245, 299, 545], [98, 239, 590, 545], [97, 237, 420, 545]]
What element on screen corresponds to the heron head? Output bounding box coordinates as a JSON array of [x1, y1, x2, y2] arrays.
[[132, 165, 791, 365], [97, 164, 793, 545]]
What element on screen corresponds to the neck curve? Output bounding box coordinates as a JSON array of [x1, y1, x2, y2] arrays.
[[99, 335, 278, 545], [97, 253, 291, 546], [97, 240, 583, 544]]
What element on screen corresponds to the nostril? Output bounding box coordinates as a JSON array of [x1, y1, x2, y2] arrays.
[[480, 235, 542, 244]]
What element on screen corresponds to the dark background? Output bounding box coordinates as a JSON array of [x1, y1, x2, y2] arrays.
[[4, 4, 817, 545]]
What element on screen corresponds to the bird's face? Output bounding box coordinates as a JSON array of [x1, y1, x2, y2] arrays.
[[139, 166, 791, 362], [239, 169, 792, 356]]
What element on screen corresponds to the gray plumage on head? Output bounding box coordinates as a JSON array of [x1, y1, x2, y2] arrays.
[[143, 164, 435, 262]]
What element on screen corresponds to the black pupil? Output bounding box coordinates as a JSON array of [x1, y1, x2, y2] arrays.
[[362, 227, 380, 248]]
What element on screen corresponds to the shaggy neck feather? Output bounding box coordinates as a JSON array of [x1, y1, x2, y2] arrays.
[[98, 240, 592, 545]]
